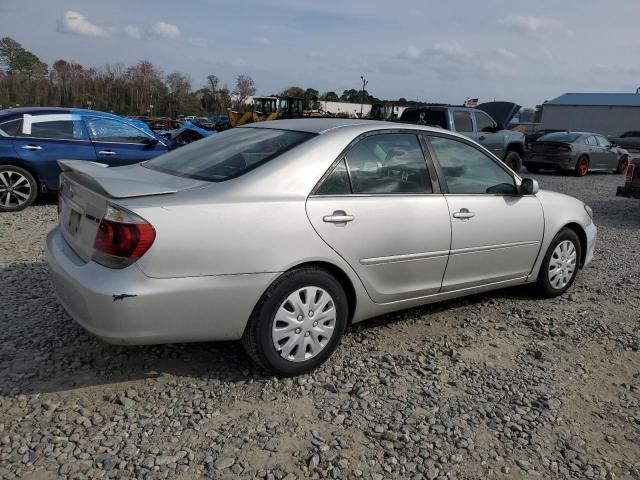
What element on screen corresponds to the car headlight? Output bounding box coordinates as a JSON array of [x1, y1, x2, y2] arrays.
[[584, 204, 593, 219]]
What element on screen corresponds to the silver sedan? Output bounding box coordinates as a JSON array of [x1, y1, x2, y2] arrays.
[[47, 119, 597, 376]]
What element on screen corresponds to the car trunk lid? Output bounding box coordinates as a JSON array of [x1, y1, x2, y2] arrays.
[[57, 160, 203, 263]]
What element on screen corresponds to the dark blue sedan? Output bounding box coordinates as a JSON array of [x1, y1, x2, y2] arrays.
[[0, 107, 169, 211]]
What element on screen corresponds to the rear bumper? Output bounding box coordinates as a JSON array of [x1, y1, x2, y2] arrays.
[[524, 154, 577, 170], [46, 227, 278, 345]]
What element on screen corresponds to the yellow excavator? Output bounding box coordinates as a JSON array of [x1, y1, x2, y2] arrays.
[[228, 96, 305, 127]]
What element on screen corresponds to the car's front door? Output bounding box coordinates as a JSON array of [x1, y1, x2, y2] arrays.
[[473, 111, 504, 158], [12, 113, 96, 191], [426, 134, 544, 292], [83, 116, 167, 166], [595, 135, 617, 170], [306, 132, 452, 303]]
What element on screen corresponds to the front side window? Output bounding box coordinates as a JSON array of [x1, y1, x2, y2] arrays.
[[595, 135, 610, 148], [343, 133, 431, 194], [145, 127, 314, 182], [452, 111, 473, 133], [429, 136, 517, 195], [475, 111, 496, 132], [85, 116, 151, 143]]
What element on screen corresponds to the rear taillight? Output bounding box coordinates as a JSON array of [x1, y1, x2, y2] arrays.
[[93, 205, 156, 268], [558, 145, 572, 152]]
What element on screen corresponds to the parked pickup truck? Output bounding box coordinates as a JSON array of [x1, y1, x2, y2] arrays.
[[398, 102, 525, 172], [616, 155, 640, 199]]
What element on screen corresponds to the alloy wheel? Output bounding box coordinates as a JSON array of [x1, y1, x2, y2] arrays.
[[578, 158, 589, 176], [548, 240, 577, 289], [271, 286, 337, 362], [0, 170, 32, 209], [618, 157, 629, 174]]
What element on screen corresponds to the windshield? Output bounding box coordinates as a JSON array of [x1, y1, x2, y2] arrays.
[[144, 127, 314, 181], [539, 132, 582, 143]]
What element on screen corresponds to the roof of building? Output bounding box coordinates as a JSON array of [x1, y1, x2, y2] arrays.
[[546, 93, 640, 107]]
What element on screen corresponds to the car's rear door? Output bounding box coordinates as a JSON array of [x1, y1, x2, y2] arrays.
[[12, 113, 96, 191], [473, 111, 504, 158], [306, 131, 452, 303], [83, 115, 167, 166], [426, 133, 543, 291]]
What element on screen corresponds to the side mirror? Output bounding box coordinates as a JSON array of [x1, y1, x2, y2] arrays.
[[144, 137, 159, 147], [495, 123, 504, 131], [520, 177, 539, 195]]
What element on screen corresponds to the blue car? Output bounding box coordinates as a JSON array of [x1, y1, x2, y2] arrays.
[[0, 107, 169, 212]]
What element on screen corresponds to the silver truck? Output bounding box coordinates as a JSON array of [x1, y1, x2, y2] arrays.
[[398, 102, 525, 172]]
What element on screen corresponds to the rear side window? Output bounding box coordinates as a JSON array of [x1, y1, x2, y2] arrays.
[[429, 136, 517, 195], [585, 136, 597, 146], [145, 127, 314, 182], [400, 109, 447, 129], [0, 119, 21, 137], [344, 133, 431, 194], [315, 159, 350, 195], [452, 111, 473, 132]]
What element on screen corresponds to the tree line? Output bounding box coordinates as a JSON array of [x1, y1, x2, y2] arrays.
[[1, 36, 416, 118]]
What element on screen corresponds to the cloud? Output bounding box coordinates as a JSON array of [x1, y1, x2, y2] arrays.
[[125, 25, 141, 39], [496, 47, 515, 58], [499, 15, 561, 32], [151, 21, 180, 39], [57, 11, 106, 37], [404, 41, 469, 62], [255, 36, 271, 46]]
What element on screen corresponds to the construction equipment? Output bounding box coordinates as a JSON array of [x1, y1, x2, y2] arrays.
[[228, 96, 305, 127]]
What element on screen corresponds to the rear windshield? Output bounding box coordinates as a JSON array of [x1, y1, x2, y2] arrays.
[[399, 109, 448, 129], [144, 127, 314, 181], [538, 132, 581, 143]]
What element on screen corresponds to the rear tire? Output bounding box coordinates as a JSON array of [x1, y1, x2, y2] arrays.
[[504, 151, 521, 173], [537, 228, 581, 298], [616, 155, 629, 174], [0, 165, 38, 212], [242, 267, 348, 376], [525, 164, 541, 173], [574, 155, 589, 177]]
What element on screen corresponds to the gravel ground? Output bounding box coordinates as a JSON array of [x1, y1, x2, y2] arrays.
[[0, 172, 639, 480]]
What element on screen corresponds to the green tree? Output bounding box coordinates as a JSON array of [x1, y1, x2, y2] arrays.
[[321, 91, 339, 101], [281, 86, 305, 98]]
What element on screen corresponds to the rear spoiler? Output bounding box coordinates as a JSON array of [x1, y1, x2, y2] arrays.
[[58, 160, 178, 198]]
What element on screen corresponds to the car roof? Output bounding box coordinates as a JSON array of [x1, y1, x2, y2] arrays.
[[0, 107, 127, 120], [241, 118, 447, 135]]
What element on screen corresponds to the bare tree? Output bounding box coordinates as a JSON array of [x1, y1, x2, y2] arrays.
[[233, 74, 256, 106]]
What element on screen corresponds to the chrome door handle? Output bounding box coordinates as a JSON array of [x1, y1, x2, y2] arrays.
[[323, 210, 354, 225], [21, 145, 42, 151], [98, 150, 116, 156], [453, 208, 475, 219]]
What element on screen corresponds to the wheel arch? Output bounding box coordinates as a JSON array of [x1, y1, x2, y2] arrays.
[[562, 222, 588, 268], [505, 142, 524, 158], [283, 261, 357, 324], [0, 159, 41, 193]]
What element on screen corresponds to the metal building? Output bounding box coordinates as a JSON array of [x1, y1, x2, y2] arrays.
[[540, 93, 640, 136]]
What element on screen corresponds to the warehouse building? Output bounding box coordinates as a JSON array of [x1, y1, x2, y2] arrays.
[[540, 93, 640, 136]]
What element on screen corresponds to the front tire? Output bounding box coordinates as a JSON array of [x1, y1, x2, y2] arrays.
[[243, 267, 348, 376], [574, 155, 589, 177], [504, 151, 521, 173], [0, 165, 38, 212], [616, 155, 629, 174], [537, 228, 581, 298]]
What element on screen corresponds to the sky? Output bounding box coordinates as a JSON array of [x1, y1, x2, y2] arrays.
[[1, 0, 639, 107]]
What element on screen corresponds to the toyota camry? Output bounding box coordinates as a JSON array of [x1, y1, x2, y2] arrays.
[[47, 119, 596, 376]]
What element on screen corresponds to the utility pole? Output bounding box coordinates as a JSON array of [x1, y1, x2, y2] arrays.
[[360, 75, 368, 115]]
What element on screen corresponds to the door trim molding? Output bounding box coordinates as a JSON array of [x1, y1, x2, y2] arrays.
[[360, 250, 449, 265], [450, 240, 540, 256]]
